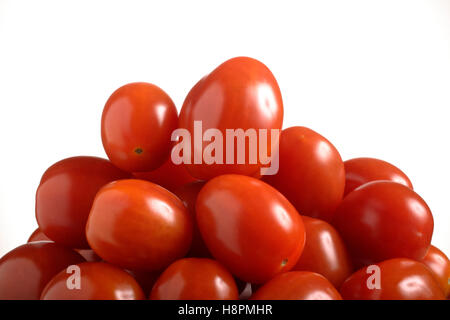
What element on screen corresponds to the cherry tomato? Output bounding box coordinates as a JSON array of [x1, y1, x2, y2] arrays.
[[86, 179, 192, 271], [150, 258, 238, 300], [28, 228, 51, 242], [292, 216, 353, 288], [263, 126, 345, 222], [196, 174, 305, 284], [332, 181, 433, 267], [344, 157, 413, 196], [36, 156, 130, 248], [251, 271, 342, 300], [101, 82, 178, 173], [41, 262, 145, 300], [178, 57, 283, 180], [0, 242, 85, 300], [419, 245, 450, 297], [340, 258, 445, 300]]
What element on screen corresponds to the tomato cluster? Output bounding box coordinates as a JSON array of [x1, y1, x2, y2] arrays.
[[1, 57, 448, 300]]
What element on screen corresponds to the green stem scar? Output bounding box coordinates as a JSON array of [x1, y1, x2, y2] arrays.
[[134, 148, 143, 155], [281, 258, 288, 267]]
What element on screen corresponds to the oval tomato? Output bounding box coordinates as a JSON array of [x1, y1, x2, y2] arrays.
[[419, 245, 450, 297], [196, 174, 305, 284]]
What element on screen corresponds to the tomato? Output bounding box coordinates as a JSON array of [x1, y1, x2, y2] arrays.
[[28, 228, 51, 242], [419, 245, 450, 297], [263, 126, 345, 222], [86, 179, 192, 271], [36, 156, 130, 248], [178, 57, 283, 180], [41, 262, 145, 300], [127, 269, 162, 296], [0, 242, 85, 300], [101, 82, 178, 173], [251, 271, 342, 300], [196, 174, 305, 284], [344, 157, 413, 196], [150, 258, 238, 300], [172, 181, 210, 257], [332, 181, 433, 267], [340, 258, 445, 300], [292, 216, 353, 288]]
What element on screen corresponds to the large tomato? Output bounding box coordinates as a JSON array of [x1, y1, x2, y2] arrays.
[[178, 57, 283, 180], [263, 126, 345, 222], [419, 245, 450, 297], [332, 181, 433, 267], [196, 174, 305, 284], [86, 179, 192, 271], [35, 156, 130, 248]]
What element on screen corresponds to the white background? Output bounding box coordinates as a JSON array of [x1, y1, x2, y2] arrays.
[[0, 0, 449, 257]]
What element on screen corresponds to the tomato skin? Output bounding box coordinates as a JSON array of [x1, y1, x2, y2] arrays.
[[36, 156, 130, 248], [27, 228, 51, 242], [263, 126, 345, 222], [150, 258, 239, 300], [292, 216, 353, 289], [41, 262, 145, 300], [0, 242, 85, 300], [332, 181, 433, 267], [251, 271, 342, 300], [196, 174, 305, 284], [86, 179, 193, 271], [419, 245, 450, 297], [101, 82, 178, 173], [344, 157, 413, 196], [340, 258, 445, 300], [179, 57, 283, 180]]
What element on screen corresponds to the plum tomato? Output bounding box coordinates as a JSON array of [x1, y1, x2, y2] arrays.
[[344, 157, 413, 196], [251, 271, 342, 300], [178, 57, 283, 180], [419, 245, 450, 297], [332, 181, 433, 267], [0, 242, 85, 300], [36, 156, 130, 248], [86, 179, 192, 271], [340, 258, 445, 300], [292, 216, 353, 288], [263, 126, 345, 222], [150, 258, 239, 300], [196, 174, 305, 284], [101, 82, 178, 173], [41, 262, 145, 300]]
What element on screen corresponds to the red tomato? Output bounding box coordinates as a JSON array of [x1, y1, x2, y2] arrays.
[[41, 262, 145, 300], [292, 216, 353, 288], [178, 57, 283, 180], [127, 269, 162, 296], [340, 258, 445, 300], [196, 174, 305, 284], [36, 156, 130, 248], [263, 126, 345, 222], [251, 271, 342, 300], [150, 258, 238, 300], [344, 157, 413, 196], [86, 179, 192, 271], [27, 228, 51, 242], [0, 242, 85, 300], [332, 181, 433, 267], [419, 245, 450, 297], [101, 82, 178, 173]]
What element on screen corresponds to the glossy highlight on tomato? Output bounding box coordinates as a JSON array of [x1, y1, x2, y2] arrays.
[[419, 245, 450, 297]]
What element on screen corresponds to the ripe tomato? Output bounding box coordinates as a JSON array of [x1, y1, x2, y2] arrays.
[[101, 82, 178, 173], [178, 57, 283, 180], [292, 216, 353, 288], [263, 126, 345, 222], [419, 245, 450, 297], [344, 157, 413, 196], [86, 179, 192, 271], [126, 269, 162, 296], [28, 228, 51, 242], [196, 174, 305, 284], [332, 181, 433, 267], [41, 262, 145, 300], [0, 242, 85, 300], [251, 271, 342, 300], [150, 258, 239, 300], [36, 156, 130, 248], [340, 258, 445, 300]]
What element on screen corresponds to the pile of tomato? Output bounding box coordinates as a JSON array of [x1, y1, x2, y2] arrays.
[[0, 57, 448, 300]]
